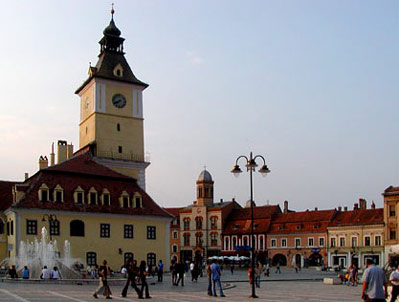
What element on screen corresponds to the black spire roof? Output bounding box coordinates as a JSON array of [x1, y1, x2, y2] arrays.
[[75, 9, 148, 94]]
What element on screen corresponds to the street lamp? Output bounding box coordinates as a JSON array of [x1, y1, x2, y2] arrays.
[[42, 214, 58, 241], [231, 152, 270, 298]]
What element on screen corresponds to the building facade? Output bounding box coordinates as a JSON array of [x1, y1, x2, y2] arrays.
[[383, 186, 399, 265]]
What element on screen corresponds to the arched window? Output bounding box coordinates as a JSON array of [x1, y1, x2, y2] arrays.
[[224, 237, 230, 251], [70, 220, 85, 237], [86, 252, 97, 266], [133, 193, 142, 208], [210, 232, 218, 246], [147, 253, 156, 266], [53, 184, 64, 202], [195, 217, 203, 230], [117, 123, 121, 131], [183, 233, 190, 246], [38, 183, 49, 202], [259, 236, 264, 250], [232, 237, 237, 249], [183, 218, 190, 230]]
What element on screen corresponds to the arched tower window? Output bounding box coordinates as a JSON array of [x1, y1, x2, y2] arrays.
[[117, 123, 121, 131], [70, 220, 85, 237]]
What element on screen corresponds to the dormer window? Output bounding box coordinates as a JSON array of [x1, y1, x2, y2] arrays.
[[120, 191, 130, 208], [74, 186, 85, 204], [232, 224, 239, 231], [133, 193, 142, 208], [53, 184, 64, 202], [38, 184, 49, 202], [101, 189, 111, 206], [113, 64, 124, 77], [88, 187, 98, 205]]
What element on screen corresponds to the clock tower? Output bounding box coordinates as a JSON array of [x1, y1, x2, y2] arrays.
[[75, 9, 149, 189]]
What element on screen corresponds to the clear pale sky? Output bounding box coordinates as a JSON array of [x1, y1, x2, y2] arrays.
[[0, 1, 398, 211]]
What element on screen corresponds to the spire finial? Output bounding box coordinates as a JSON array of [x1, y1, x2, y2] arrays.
[[111, 3, 115, 19]]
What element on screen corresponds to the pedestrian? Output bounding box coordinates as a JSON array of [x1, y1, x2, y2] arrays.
[[22, 266, 29, 279], [190, 262, 195, 281], [206, 261, 212, 296], [230, 262, 234, 274], [210, 259, 225, 297], [349, 264, 358, 286], [255, 263, 261, 288], [41, 265, 51, 279], [157, 260, 164, 282], [264, 263, 270, 277], [170, 260, 177, 286], [361, 258, 387, 302], [121, 258, 141, 298], [176, 260, 185, 286], [139, 260, 151, 299], [8, 265, 18, 278], [93, 260, 112, 299], [52, 267, 59, 279], [275, 262, 281, 274], [294, 263, 298, 273], [390, 265, 399, 302]]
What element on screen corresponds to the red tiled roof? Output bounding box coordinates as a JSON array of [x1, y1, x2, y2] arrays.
[[10, 153, 172, 218], [227, 205, 281, 220], [268, 209, 336, 234], [164, 207, 184, 218], [328, 208, 383, 227], [0, 180, 21, 211]]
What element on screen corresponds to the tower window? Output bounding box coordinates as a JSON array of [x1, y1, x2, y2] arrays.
[[118, 146, 123, 153], [116, 69, 121, 76], [117, 123, 120, 131]]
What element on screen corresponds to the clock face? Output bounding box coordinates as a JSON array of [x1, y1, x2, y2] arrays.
[[112, 94, 127, 108]]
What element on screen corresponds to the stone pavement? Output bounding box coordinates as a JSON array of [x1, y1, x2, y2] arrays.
[[0, 268, 362, 301]]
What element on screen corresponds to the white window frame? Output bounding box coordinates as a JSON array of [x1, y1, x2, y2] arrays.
[[281, 238, 287, 247], [319, 237, 325, 247], [270, 238, 277, 248], [308, 237, 314, 247], [295, 238, 301, 248], [351, 236, 358, 247], [339, 236, 346, 247]]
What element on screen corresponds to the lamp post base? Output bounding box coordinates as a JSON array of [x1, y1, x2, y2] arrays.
[[249, 295, 259, 298]]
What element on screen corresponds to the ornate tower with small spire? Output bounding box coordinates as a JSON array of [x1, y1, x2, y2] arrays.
[[75, 7, 149, 189], [196, 169, 214, 206]]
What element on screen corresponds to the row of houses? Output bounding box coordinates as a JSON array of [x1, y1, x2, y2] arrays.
[[165, 170, 399, 270]]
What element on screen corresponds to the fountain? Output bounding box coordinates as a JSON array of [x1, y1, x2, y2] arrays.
[[10, 227, 81, 279]]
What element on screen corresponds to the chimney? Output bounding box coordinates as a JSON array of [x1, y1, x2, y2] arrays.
[[38, 156, 48, 170], [359, 198, 367, 209], [338, 206, 342, 211], [232, 197, 235, 202], [57, 140, 68, 163], [50, 142, 55, 166], [283, 200, 288, 214], [371, 201, 376, 209], [344, 206, 348, 211], [24, 173, 29, 180], [354, 203, 359, 210], [314, 207, 318, 211], [220, 198, 223, 204], [67, 142, 74, 159]]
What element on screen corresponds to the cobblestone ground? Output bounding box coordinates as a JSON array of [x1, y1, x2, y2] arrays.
[[0, 268, 362, 302]]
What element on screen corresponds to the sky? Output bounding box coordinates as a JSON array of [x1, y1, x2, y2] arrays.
[[0, 0, 398, 211]]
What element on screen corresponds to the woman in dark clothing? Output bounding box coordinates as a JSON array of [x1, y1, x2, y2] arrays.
[[139, 261, 151, 299]]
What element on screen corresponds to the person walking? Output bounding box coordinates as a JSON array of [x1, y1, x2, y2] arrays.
[[255, 263, 262, 288], [264, 263, 270, 277], [210, 259, 225, 297], [390, 265, 399, 302], [22, 266, 29, 279], [139, 260, 151, 299], [206, 261, 212, 296], [170, 260, 177, 286], [157, 260, 164, 282], [275, 262, 281, 274], [176, 261, 185, 286], [361, 258, 387, 302], [121, 258, 141, 298], [93, 260, 112, 299]]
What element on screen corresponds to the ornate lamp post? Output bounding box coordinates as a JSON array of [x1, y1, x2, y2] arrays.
[[41, 214, 58, 241], [231, 152, 270, 298]]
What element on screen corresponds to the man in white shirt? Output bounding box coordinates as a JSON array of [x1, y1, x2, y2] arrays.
[[41, 266, 51, 279], [389, 265, 399, 302]]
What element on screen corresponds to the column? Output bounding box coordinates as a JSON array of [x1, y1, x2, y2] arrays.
[[348, 252, 351, 267], [327, 252, 331, 267]]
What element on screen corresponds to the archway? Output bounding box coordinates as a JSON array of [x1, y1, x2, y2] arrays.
[[308, 253, 323, 266], [272, 254, 287, 266]]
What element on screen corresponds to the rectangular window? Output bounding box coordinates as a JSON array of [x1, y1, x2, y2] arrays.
[[391, 229, 396, 240], [124, 224, 134, 239], [118, 146, 123, 153], [26, 220, 37, 235], [172, 245, 178, 253], [103, 194, 110, 206], [90, 192, 97, 205], [365, 236, 371, 246], [390, 205, 396, 217], [271, 239, 276, 247], [77, 192, 83, 204], [100, 224, 110, 238], [147, 226, 156, 240], [173, 231, 178, 239], [55, 191, 62, 202], [351, 237, 358, 247], [308, 238, 314, 247], [281, 238, 287, 247], [319, 237, 325, 247], [339, 237, 346, 247], [183, 220, 190, 230], [41, 190, 48, 201], [184, 234, 190, 246], [295, 238, 301, 247], [375, 236, 381, 246], [135, 197, 141, 208], [123, 197, 129, 208], [50, 220, 60, 236], [331, 238, 336, 248]]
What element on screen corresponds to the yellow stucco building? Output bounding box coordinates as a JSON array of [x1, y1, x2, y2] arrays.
[[0, 11, 172, 272]]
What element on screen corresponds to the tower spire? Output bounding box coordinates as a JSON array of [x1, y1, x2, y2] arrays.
[[111, 3, 115, 20]]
